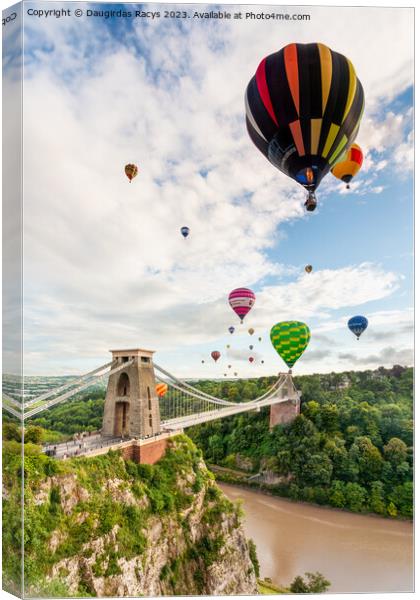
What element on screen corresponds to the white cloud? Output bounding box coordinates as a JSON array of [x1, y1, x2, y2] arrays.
[[4, 4, 413, 376]]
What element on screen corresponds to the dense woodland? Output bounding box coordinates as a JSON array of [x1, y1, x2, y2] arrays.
[[189, 366, 413, 518], [4, 366, 413, 518]]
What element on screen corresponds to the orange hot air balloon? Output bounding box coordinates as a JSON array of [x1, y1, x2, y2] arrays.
[[156, 383, 168, 397], [125, 163, 138, 182], [331, 143, 363, 189]]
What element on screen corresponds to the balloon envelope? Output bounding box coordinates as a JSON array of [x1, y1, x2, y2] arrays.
[[249, 345, 253, 350], [331, 143, 363, 186], [229, 288, 256, 323], [248, 328, 255, 335], [155, 383, 168, 397], [348, 315, 368, 339], [228, 326, 235, 334], [249, 357, 254, 363], [125, 163, 138, 182], [270, 321, 311, 368], [305, 265, 313, 274], [180, 226, 190, 238], [211, 351, 221, 362], [245, 43, 364, 206]]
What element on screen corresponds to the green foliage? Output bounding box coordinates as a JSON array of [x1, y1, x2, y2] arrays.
[[25, 425, 44, 444], [193, 568, 205, 592], [4, 433, 242, 596], [248, 538, 260, 577], [27, 387, 106, 435], [189, 367, 413, 518], [3, 422, 21, 442], [290, 571, 331, 593], [195, 535, 225, 567]]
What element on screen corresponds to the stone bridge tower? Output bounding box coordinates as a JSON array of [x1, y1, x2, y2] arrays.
[[269, 372, 302, 428], [102, 349, 161, 439]]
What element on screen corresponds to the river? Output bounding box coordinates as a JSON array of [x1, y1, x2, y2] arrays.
[[220, 484, 413, 593]]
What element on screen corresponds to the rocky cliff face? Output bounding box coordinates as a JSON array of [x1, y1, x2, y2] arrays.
[[10, 435, 257, 597]]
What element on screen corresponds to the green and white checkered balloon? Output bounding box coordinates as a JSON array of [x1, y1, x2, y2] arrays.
[[270, 321, 311, 368]]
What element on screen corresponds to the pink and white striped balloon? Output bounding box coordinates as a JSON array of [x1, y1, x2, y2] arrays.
[[228, 287, 256, 323]]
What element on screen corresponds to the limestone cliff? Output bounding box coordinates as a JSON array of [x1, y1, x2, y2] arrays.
[[3, 435, 257, 597]]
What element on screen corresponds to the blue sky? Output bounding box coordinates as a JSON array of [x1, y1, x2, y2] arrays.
[[2, 2, 414, 376]]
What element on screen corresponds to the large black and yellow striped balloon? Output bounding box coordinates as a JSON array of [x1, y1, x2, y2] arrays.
[[245, 43, 364, 209]]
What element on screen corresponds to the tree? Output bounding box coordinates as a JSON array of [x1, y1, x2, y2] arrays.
[[290, 572, 331, 593], [303, 400, 321, 425], [384, 437, 408, 465], [207, 434, 225, 463], [345, 482, 367, 512], [390, 365, 405, 378], [369, 481, 386, 515], [388, 482, 413, 518], [3, 422, 21, 442], [24, 425, 44, 445], [349, 436, 383, 485], [320, 404, 339, 433], [387, 501, 398, 517], [329, 480, 346, 508], [299, 453, 333, 487]]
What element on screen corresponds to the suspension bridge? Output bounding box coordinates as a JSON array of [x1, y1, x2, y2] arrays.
[[3, 348, 301, 461]]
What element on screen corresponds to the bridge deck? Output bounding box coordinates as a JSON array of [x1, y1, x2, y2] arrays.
[[44, 430, 183, 460]]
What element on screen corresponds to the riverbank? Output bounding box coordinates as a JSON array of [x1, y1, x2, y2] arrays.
[[210, 464, 413, 522], [221, 483, 413, 594], [257, 579, 289, 594]]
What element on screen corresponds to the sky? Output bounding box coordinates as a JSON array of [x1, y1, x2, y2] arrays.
[[2, 1, 414, 377]]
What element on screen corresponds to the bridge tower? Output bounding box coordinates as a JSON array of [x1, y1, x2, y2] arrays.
[[269, 372, 301, 428], [102, 349, 161, 439]]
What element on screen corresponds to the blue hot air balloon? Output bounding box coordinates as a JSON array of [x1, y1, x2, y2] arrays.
[[228, 326, 235, 334], [348, 316, 368, 340], [180, 226, 190, 238]]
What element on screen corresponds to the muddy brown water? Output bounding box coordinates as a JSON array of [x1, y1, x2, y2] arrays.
[[220, 483, 414, 593]]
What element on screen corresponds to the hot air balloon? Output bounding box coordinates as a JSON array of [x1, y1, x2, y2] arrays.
[[180, 226, 190, 238], [224, 373, 227, 377], [226, 344, 231, 349], [228, 288, 256, 323], [125, 163, 138, 182], [249, 357, 254, 363], [261, 360, 265, 364], [249, 345, 254, 350], [248, 328, 255, 335], [331, 143, 363, 189], [211, 351, 221, 362], [305, 265, 313, 274], [348, 315, 368, 340], [228, 326, 235, 334], [156, 383, 168, 397], [258, 337, 262, 342], [228, 364, 232, 369], [245, 43, 364, 211], [201, 360, 205, 364], [270, 321, 311, 369]]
